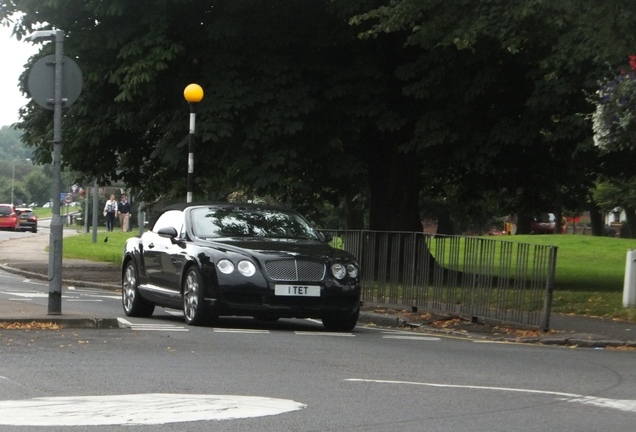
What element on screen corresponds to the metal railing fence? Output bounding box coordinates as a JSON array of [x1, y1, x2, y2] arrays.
[[323, 230, 557, 330]]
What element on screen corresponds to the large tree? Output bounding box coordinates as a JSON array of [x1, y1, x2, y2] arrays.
[[3, 0, 636, 232], [3, 0, 387, 222], [350, 0, 636, 233]]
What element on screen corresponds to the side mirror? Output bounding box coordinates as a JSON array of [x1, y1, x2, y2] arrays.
[[157, 226, 178, 239]]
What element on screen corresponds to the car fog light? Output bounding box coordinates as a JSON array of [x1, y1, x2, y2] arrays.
[[237, 260, 256, 277], [347, 264, 358, 278], [331, 263, 346, 279], [217, 259, 235, 274]]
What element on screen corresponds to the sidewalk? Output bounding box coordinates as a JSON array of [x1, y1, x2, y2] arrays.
[[0, 230, 634, 348], [0, 229, 121, 329]]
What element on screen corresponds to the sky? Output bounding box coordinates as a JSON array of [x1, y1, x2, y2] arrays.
[[0, 25, 39, 127]]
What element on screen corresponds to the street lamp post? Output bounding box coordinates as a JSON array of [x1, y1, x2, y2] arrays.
[[11, 161, 15, 206], [183, 84, 204, 203], [11, 158, 30, 205], [26, 29, 66, 315]]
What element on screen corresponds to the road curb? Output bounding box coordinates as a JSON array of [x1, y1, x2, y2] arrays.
[[0, 263, 120, 292], [358, 311, 636, 349]]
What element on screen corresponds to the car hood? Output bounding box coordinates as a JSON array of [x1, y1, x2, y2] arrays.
[[202, 237, 353, 260]]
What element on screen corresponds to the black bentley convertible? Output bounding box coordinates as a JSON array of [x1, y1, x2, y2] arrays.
[[121, 203, 361, 331]]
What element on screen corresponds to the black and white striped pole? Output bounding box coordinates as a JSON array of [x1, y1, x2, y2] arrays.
[[183, 83, 204, 203]]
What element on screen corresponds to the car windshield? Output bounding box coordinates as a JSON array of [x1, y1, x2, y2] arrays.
[[190, 206, 321, 240]]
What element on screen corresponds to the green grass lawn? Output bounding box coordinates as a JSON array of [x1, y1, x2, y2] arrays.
[[494, 234, 636, 320], [61, 230, 636, 321], [33, 206, 80, 219], [497, 234, 636, 292], [63, 230, 136, 265], [33, 207, 54, 218]]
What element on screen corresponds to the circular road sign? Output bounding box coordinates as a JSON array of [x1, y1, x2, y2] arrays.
[[64, 193, 73, 204], [28, 55, 83, 110]]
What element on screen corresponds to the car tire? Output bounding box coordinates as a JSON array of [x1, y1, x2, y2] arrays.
[[32, 227, 37, 233], [122, 261, 155, 317], [321, 306, 360, 332], [183, 266, 208, 326]]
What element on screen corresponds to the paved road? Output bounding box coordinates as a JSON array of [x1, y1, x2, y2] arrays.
[[0, 271, 635, 431]]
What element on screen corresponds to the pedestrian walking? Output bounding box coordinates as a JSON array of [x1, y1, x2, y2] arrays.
[[103, 194, 117, 232], [118, 194, 131, 232]]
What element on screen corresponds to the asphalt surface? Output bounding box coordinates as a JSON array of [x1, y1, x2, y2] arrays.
[[0, 229, 635, 349]]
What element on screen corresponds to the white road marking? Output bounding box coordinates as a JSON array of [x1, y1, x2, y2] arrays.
[[66, 287, 119, 299], [0, 375, 23, 386], [295, 331, 355, 337], [1, 291, 47, 298], [117, 318, 133, 327], [382, 335, 441, 341], [164, 310, 184, 316], [0, 274, 38, 284], [117, 318, 188, 332], [346, 378, 636, 413], [133, 326, 189, 332], [67, 287, 101, 293], [213, 328, 270, 334], [85, 294, 121, 300], [66, 299, 103, 302], [0, 393, 306, 426]]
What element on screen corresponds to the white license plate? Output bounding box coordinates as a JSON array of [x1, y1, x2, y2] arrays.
[[274, 285, 320, 297]]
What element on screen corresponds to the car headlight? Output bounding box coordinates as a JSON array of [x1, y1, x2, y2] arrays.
[[217, 259, 235, 274], [237, 260, 256, 277], [347, 264, 358, 278], [331, 263, 346, 280]]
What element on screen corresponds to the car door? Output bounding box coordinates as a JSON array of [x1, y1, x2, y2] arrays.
[[141, 230, 166, 289], [142, 210, 184, 301], [160, 224, 189, 291]]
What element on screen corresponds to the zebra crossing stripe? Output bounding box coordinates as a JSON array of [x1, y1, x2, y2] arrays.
[[116, 318, 188, 332]]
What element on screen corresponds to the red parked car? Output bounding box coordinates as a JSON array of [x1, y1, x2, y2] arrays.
[[0, 204, 20, 231]]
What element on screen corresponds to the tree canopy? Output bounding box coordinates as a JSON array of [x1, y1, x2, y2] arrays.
[[2, 0, 636, 231], [0, 126, 30, 160]]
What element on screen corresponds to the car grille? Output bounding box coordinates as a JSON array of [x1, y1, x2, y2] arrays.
[[264, 259, 326, 282]]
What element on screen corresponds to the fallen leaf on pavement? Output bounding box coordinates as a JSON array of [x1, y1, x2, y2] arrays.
[[0, 321, 61, 330]]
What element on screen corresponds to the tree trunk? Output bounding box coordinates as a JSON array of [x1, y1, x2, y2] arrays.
[[588, 202, 605, 236], [555, 210, 564, 235], [367, 137, 421, 232], [436, 210, 455, 235], [515, 213, 534, 234], [624, 207, 636, 238], [343, 191, 364, 230]]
